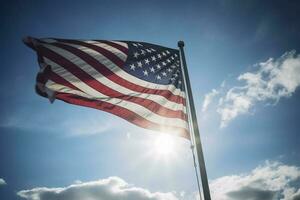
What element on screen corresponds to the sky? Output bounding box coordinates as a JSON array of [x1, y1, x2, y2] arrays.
[[1, 0, 300, 200]]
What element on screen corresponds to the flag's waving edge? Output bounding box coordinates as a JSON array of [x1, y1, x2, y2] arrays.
[[23, 36, 190, 139]]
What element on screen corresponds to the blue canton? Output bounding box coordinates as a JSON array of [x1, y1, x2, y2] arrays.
[[122, 41, 184, 91]]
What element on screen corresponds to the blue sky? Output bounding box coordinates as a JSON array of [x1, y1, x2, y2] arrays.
[[1, 0, 300, 200]]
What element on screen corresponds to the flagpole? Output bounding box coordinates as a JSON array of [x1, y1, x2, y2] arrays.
[[178, 41, 211, 200]]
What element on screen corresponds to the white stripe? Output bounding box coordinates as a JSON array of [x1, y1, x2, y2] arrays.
[[43, 44, 186, 113], [41, 39, 128, 62], [46, 80, 188, 136], [43, 41, 185, 97], [45, 80, 95, 99], [43, 57, 188, 130], [110, 41, 128, 48], [41, 38, 57, 43], [85, 40, 127, 62]]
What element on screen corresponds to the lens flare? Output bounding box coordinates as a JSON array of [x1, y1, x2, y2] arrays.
[[154, 134, 174, 156]]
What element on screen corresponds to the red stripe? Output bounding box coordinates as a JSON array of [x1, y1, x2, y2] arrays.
[[55, 39, 125, 68], [49, 71, 79, 90], [42, 40, 186, 106], [37, 58, 79, 91], [55, 92, 190, 139], [94, 40, 128, 55], [38, 45, 187, 120]]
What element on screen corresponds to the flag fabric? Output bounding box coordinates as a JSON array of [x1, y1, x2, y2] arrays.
[[23, 37, 190, 139]]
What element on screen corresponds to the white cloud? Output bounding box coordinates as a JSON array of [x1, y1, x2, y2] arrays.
[[0, 112, 113, 136], [283, 188, 300, 200], [0, 178, 6, 185], [202, 89, 219, 112], [15, 162, 300, 200], [73, 180, 82, 184], [17, 176, 178, 200], [210, 161, 300, 200], [61, 117, 112, 136], [215, 50, 300, 127]]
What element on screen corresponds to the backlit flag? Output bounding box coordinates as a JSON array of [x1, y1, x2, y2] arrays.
[[23, 37, 190, 139]]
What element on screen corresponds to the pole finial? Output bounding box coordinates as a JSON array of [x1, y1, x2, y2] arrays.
[[178, 41, 185, 47]]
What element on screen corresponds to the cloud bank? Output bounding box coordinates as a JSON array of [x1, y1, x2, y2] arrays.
[[202, 50, 300, 127], [210, 161, 300, 200], [17, 161, 300, 200], [0, 178, 6, 185], [18, 177, 178, 200]]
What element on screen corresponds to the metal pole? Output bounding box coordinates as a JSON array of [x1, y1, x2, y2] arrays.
[[178, 41, 211, 200], [191, 144, 203, 200]]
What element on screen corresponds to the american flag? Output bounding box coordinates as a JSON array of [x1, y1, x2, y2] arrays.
[[23, 37, 189, 139]]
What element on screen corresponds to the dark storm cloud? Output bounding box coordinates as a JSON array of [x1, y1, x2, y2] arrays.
[[293, 194, 300, 200], [226, 186, 276, 200]]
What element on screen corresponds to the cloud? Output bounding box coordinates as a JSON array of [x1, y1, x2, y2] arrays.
[[0, 111, 113, 136], [226, 186, 276, 200], [16, 162, 300, 200], [61, 117, 112, 136], [283, 188, 300, 200], [17, 176, 178, 200], [0, 178, 6, 185], [202, 50, 300, 128], [202, 89, 219, 112], [210, 161, 300, 200]]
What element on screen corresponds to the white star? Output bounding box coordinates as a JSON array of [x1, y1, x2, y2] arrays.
[[156, 64, 161, 69], [174, 54, 178, 57], [146, 49, 152, 53], [179, 80, 182, 84], [133, 52, 139, 58], [167, 59, 171, 63], [162, 72, 167, 76], [143, 70, 148, 76], [171, 56, 174, 60], [150, 67, 155, 73], [166, 50, 170, 54], [137, 43, 143, 47], [150, 48, 156, 52], [174, 74, 178, 77], [157, 54, 162, 58], [151, 56, 156, 61], [132, 43, 138, 47], [156, 75, 161, 80], [171, 65, 176, 69], [144, 59, 150, 65], [130, 64, 136, 70], [141, 50, 146, 55], [167, 68, 172, 72], [162, 62, 166, 66], [162, 52, 166, 56], [137, 62, 142, 67]]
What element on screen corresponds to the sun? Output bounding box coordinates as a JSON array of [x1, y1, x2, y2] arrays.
[[153, 134, 175, 156]]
